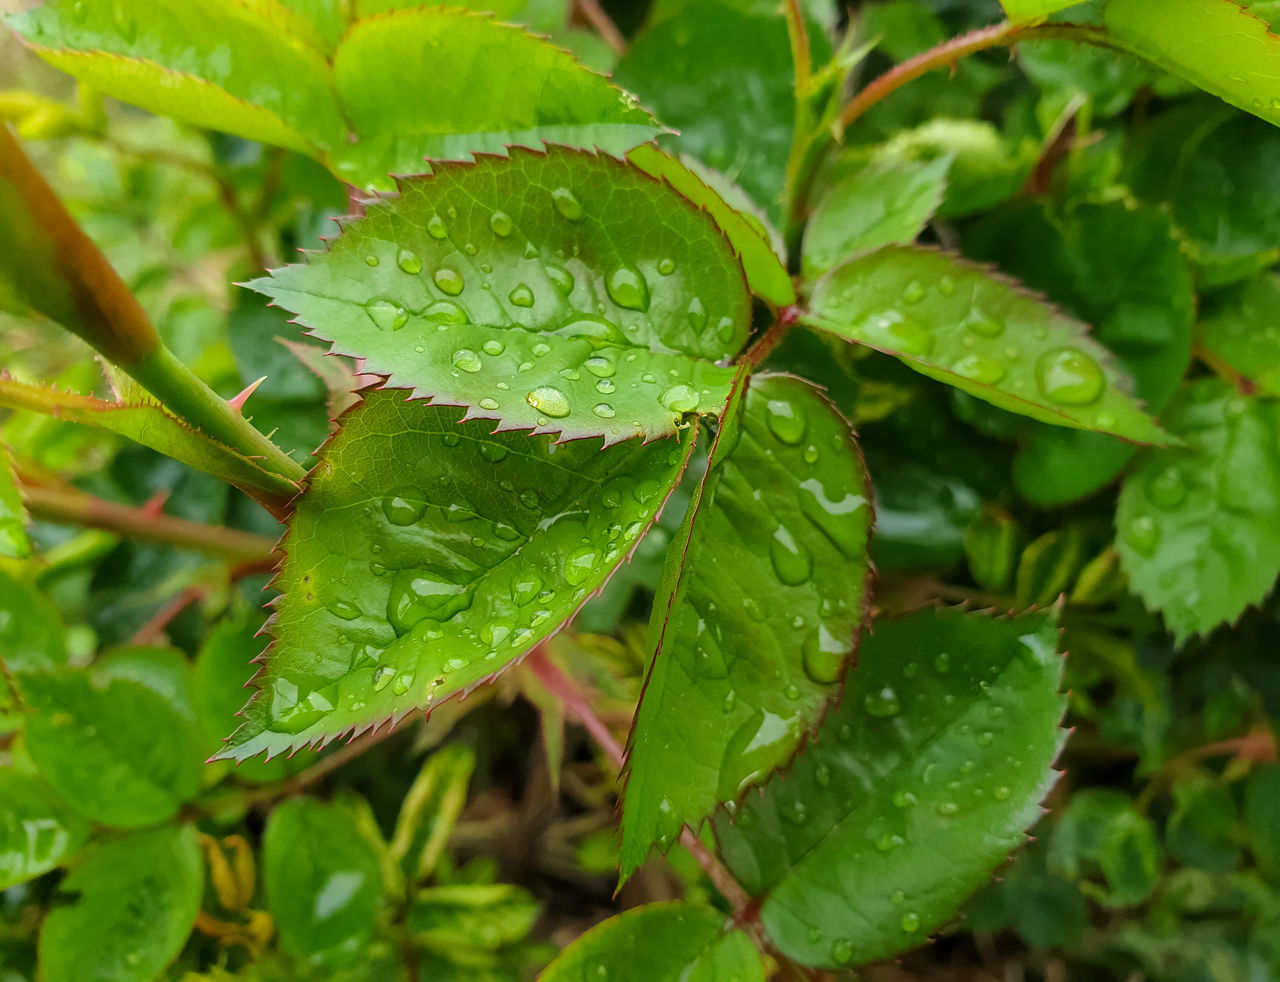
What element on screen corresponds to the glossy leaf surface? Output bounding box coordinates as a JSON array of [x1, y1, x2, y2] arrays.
[[1000, 0, 1083, 18], [0, 445, 30, 559], [250, 147, 747, 444], [715, 607, 1065, 969], [621, 373, 872, 877], [0, 771, 88, 888], [628, 144, 794, 307], [1115, 379, 1280, 641], [804, 246, 1170, 444], [1104, 0, 1280, 128], [0, 569, 65, 718], [407, 883, 540, 952], [263, 796, 386, 967], [23, 669, 203, 827], [216, 389, 692, 761], [802, 157, 951, 279], [391, 744, 476, 883], [39, 824, 202, 982], [1197, 274, 1280, 397], [541, 901, 765, 981]]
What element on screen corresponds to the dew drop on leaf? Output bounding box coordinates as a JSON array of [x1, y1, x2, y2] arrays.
[[550, 186, 583, 221], [801, 627, 844, 685], [563, 545, 598, 586], [1146, 466, 1187, 509], [952, 354, 1007, 385], [658, 257, 676, 276], [425, 299, 469, 324], [1124, 515, 1161, 556], [592, 403, 616, 419], [966, 314, 1004, 338], [364, 254, 379, 267], [488, 211, 514, 237], [935, 801, 959, 817], [893, 790, 917, 809], [781, 799, 808, 825], [526, 386, 571, 418], [863, 686, 901, 718], [478, 398, 499, 410], [452, 348, 482, 373], [765, 398, 806, 444], [365, 298, 408, 331], [1035, 346, 1105, 405], [509, 284, 535, 308], [659, 384, 699, 413], [902, 280, 925, 303], [933, 652, 950, 674], [584, 355, 616, 378], [328, 601, 361, 621], [687, 296, 707, 330], [606, 265, 650, 311], [831, 939, 854, 964], [901, 912, 922, 932], [994, 786, 1011, 801], [882, 315, 933, 356], [479, 443, 509, 463], [433, 268, 465, 296], [383, 489, 426, 526], [482, 339, 505, 356], [427, 214, 448, 239], [769, 527, 813, 585], [544, 262, 574, 294], [396, 248, 422, 274]]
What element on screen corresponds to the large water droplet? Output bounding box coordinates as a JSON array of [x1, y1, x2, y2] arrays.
[[879, 315, 933, 356], [479, 442, 509, 463], [657, 257, 676, 276], [551, 187, 583, 221], [584, 355, 616, 378], [952, 354, 1007, 384], [687, 297, 707, 331], [900, 912, 921, 932], [545, 262, 574, 294], [802, 626, 845, 685], [769, 527, 813, 585], [526, 386, 571, 418], [383, 488, 426, 525], [1123, 515, 1160, 556], [660, 384, 699, 413], [592, 403, 616, 419], [510, 568, 543, 606], [425, 300, 469, 324], [509, 284, 535, 308], [563, 544, 598, 585], [606, 266, 650, 312], [902, 281, 925, 304], [1036, 347, 1104, 405], [489, 211, 514, 237], [1146, 466, 1187, 509], [396, 248, 422, 274], [766, 399, 806, 444], [830, 939, 854, 965], [427, 214, 448, 239], [717, 709, 798, 800], [452, 348, 483, 373], [966, 313, 1004, 338], [434, 268, 465, 296], [366, 299, 408, 331], [554, 315, 625, 345], [269, 679, 337, 733], [386, 571, 472, 634], [329, 601, 361, 621], [863, 686, 901, 718]]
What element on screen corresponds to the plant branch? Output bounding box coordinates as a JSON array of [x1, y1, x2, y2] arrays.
[[20, 479, 277, 563], [783, 0, 812, 95], [574, 0, 627, 56], [743, 306, 799, 369]]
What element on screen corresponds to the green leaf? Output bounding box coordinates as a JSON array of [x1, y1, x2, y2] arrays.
[[803, 245, 1172, 444], [802, 156, 951, 279], [0, 444, 30, 559], [627, 144, 794, 307], [1167, 778, 1242, 872], [1115, 378, 1280, 641], [1244, 765, 1280, 878], [541, 901, 765, 982], [615, 1, 798, 214], [7, 0, 344, 153], [407, 883, 540, 953], [0, 378, 298, 501], [0, 770, 88, 889], [39, 824, 203, 982], [1198, 273, 1280, 397], [390, 744, 476, 883], [95, 645, 195, 720], [1000, 0, 1085, 19], [250, 147, 748, 444], [215, 389, 692, 761], [263, 796, 387, 968], [1104, 0, 1280, 129], [964, 201, 1194, 504], [0, 569, 66, 717], [621, 372, 872, 877], [22, 669, 203, 827], [329, 9, 661, 188], [714, 607, 1066, 969], [1047, 788, 1162, 906]]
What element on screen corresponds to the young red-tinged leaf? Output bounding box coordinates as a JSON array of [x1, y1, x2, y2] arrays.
[[803, 245, 1172, 444], [1197, 274, 1280, 397], [802, 156, 951, 279], [620, 372, 872, 878], [1115, 379, 1280, 643], [249, 146, 748, 445], [263, 796, 385, 967], [0, 771, 88, 889], [715, 606, 1066, 970], [23, 669, 204, 828], [214, 388, 693, 761], [627, 144, 795, 307], [0, 444, 30, 559], [1104, 0, 1280, 129], [39, 824, 203, 982], [541, 901, 765, 981]]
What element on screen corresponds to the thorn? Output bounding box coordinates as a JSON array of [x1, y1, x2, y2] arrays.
[[229, 376, 268, 412]]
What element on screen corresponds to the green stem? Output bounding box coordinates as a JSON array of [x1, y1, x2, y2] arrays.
[[132, 346, 305, 482]]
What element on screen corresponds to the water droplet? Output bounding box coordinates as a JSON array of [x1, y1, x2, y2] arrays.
[[782, 799, 809, 825], [876, 833, 905, 852], [383, 488, 426, 525], [1146, 466, 1186, 509], [478, 397, 499, 411], [879, 315, 932, 356], [364, 254, 379, 266], [366, 298, 408, 331], [967, 314, 1004, 338], [481, 339, 505, 357], [952, 354, 1006, 384], [1036, 347, 1105, 405], [658, 257, 676, 276], [933, 652, 950, 674], [489, 211, 514, 237], [891, 889, 906, 905], [717, 317, 736, 344], [452, 348, 483, 373], [902, 280, 925, 304], [994, 785, 1011, 801], [373, 666, 396, 691], [938, 275, 957, 296], [659, 384, 699, 413], [802, 627, 845, 685], [721, 689, 737, 712], [769, 527, 813, 585], [830, 939, 854, 965], [766, 399, 806, 444], [427, 214, 447, 239], [386, 571, 471, 634], [564, 545, 598, 586], [479, 442, 509, 463], [901, 912, 921, 932], [803, 444, 819, 464], [393, 672, 413, 696], [526, 386, 570, 418], [936, 801, 959, 817], [544, 262, 574, 294], [892, 790, 917, 809], [396, 248, 422, 274], [687, 297, 707, 330], [463, 242, 477, 256], [977, 730, 994, 747], [551, 187, 583, 220], [592, 403, 616, 418], [863, 686, 901, 718], [1124, 515, 1160, 556], [509, 284, 535, 308], [434, 268, 465, 296], [606, 265, 650, 311], [329, 601, 361, 621], [584, 355, 616, 379]]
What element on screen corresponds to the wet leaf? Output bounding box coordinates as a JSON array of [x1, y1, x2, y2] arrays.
[[214, 389, 692, 761], [621, 373, 872, 878], [803, 245, 1171, 444], [0, 568, 65, 720], [391, 744, 476, 883], [1115, 379, 1280, 642], [407, 883, 540, 953], [1197, 273, 1280, 397], [0, 444, 30, 559], [0, 771, 88, 888], [715, 607, 1065, 969], [249, 146, 748, 444]]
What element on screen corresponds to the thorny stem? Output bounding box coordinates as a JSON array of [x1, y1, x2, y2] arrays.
[[20, 479, 277, 563], [744, 306, 799, 370], [783, 21, 1111, 253], [525, 644, 756, 916], [1136, 728, 1277, 813], [575, 0, 627, 55]]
